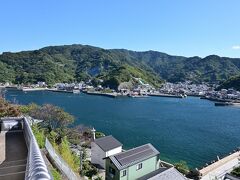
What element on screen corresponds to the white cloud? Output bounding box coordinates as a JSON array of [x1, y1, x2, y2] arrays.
[[232, 45, 240, 50]]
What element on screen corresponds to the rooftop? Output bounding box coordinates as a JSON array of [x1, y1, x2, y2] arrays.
[[94, 135, 122, 152], [224, 173, 240, 180], [138, 167, 186, 180], [109, 143, 159, 170]]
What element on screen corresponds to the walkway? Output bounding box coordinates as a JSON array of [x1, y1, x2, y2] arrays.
[[200, 151, 240, 180], [0, 131, 28, 180]]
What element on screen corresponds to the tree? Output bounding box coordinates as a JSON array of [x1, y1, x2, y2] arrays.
[[0, 97, 21, 117], [174, 161, 189, 175], [29, 104, 74, 132], [231, 166, 240, 177]]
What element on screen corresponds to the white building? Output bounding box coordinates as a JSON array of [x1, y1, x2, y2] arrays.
[[91, 135, 122, 169]]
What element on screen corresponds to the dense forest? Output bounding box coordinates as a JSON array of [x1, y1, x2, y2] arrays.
[[1, 44, 240, 88], [218, 75, 240, 91]]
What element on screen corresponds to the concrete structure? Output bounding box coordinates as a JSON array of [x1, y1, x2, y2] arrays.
[[199, 150, 240, 180], [0, 117, 51, 180], [106, 143, 160, 180], [91, 135, 122, 169]]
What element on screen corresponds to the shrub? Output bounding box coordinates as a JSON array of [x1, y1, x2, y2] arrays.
[[50, 168, 62, 180], [231, 166, 240, 177], [32, 124, 45, 148], [174, 161, 189, 175]]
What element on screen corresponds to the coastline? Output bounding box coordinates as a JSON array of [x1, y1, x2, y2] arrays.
[[4, 89, 240, 168]]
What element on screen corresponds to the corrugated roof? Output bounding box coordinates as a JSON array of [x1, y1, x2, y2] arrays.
[[94, 135, 122, 152], [109, 143, 159, 170]]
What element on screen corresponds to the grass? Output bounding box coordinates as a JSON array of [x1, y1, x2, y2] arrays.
[[32, 124, 45, 148], [50, 168, 62, 180]]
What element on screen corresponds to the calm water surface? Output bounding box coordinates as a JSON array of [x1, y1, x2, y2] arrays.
[[5, 90, 240, 168]]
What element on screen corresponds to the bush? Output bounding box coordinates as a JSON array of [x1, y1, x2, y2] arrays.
[[82, 161, 98, 178], [0, 97, 21, 117], [32, 124, 45, 148], [231, 166, 240, 177], [95, 131, 105, 139], [58, 136, 80, 172], [174, 161, 189, 175]]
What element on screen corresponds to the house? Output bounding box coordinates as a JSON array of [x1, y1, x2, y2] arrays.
[[105, 143, 160, 180], [105, 143, 185, 180], [91, 135, 122, 169]]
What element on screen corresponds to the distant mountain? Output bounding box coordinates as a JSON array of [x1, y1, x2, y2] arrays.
[[0, 44, 240, 88], [217, 75, 240, 91]]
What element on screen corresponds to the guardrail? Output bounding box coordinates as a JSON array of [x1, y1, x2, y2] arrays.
[[23, 117, 52, 180]]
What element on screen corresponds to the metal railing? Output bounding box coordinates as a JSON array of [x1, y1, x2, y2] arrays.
[[23, 117, 52, 180]]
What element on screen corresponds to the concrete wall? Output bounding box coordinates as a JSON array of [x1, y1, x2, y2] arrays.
[[106, 146, 122, 157], [91, 142, 106, 168]]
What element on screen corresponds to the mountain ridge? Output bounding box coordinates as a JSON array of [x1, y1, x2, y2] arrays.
[[1, 44, 240, 88]]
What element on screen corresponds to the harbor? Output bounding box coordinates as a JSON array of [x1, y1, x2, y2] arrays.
[[1, 80, 240, 103], [4, 90, 240, 168]]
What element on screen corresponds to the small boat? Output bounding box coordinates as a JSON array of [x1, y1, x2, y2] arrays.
[[73, 89, 80, 94], [215, 102, 240, 107], [128, 94, 149, 98]]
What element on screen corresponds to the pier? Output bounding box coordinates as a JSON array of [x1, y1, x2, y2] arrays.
[[85, 91, 117, 98], [47, 89, 73, 93], [148, 93, 185, 98], [199, 150, 240, 180]]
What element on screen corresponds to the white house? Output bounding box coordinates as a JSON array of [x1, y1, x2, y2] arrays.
[[91, 135, 122, 169]]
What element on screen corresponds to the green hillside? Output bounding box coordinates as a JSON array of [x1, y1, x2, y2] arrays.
[[218, 75, 240, 91], [0, 44, 240, 88]]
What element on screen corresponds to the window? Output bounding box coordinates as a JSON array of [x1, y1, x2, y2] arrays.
[[122, 170, 127, 177], [136, 163, 142, 170]]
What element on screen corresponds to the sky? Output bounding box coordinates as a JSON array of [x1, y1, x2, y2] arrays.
[[0, 0, 240, 57]]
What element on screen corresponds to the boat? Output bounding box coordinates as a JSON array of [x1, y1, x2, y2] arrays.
[[215, 102, 240, 107], [128, 94, 149, 98], [21, 87, 47, 92], [73, 89, 80, 94]]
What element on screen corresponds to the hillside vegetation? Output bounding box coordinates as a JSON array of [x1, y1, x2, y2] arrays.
[[1, 44, 240, 87], [218, 75, 240, 90]]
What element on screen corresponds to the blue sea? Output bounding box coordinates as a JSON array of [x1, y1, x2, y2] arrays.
[[5, 90, 240, 168]]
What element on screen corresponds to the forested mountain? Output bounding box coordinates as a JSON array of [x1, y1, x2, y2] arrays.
[[218, 75, 240, 91], [0, 44, 240, 88]]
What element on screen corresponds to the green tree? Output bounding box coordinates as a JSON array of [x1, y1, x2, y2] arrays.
[[29, 104, 74, 132], [231, 166, 240, 177], [174, 161, 189, 175]]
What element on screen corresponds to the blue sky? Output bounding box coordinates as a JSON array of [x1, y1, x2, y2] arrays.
[[0, 0, 240, 57]]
